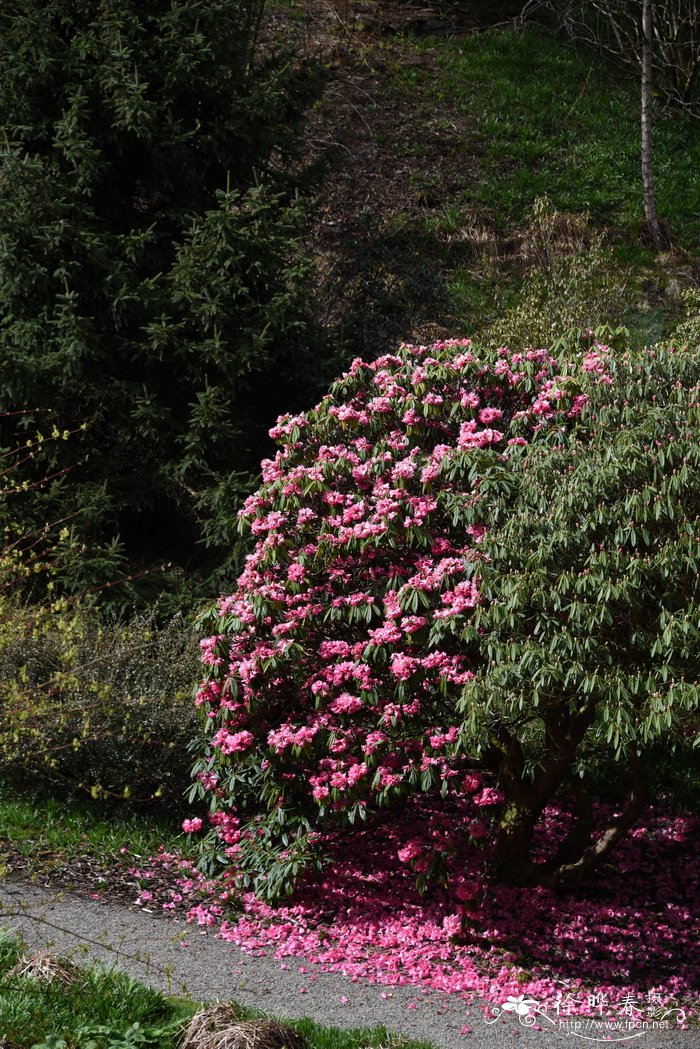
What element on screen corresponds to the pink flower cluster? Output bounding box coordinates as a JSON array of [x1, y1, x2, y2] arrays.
[[191, 339, 616, 891], [581, 343, 614, 385]]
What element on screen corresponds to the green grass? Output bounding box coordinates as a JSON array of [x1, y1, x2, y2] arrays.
[[0, 932, 186, 1048], [410, 27, 700, 245], [0, 779, 188, 875], [347, 23, 699, 355], [0, 931, 434, 1049]]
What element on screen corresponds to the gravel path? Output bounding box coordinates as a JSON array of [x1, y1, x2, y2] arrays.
[[1, 878, 697, 1049]]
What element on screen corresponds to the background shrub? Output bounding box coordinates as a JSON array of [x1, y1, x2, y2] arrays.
[[482, 198, 633, 352], [0, 599, 200, 806]]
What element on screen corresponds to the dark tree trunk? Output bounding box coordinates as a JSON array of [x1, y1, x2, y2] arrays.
[[546, 773, 594, 870], [485, 703, 649, 889], [488, 799, 541, 886], [641, 0, 671, 250], [488, 754, 650, 890], [548, 753, 650, 887], [486, 708, 594, 886]]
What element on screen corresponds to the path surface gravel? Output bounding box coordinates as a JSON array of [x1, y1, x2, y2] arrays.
[[1, 878, 697, 1049]]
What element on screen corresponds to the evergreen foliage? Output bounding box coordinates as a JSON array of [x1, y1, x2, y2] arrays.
[[0, 0, 327, 604]]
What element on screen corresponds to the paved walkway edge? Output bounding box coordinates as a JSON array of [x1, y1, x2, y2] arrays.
[[1, 879, 697, 1049]]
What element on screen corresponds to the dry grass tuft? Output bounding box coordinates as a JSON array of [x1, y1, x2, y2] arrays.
[[0, 1037, 24, 1049], [519, 196, 594, 270], [180, 1004, 307, 1049], [8, 950, 78, 984]]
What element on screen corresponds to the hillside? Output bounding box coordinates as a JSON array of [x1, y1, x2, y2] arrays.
[[284, 0, 700, 359]]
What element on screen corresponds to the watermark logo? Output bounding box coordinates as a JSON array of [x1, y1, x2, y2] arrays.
[[485, 991, 687, 1042]]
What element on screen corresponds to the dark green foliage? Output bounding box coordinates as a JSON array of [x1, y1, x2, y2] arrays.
[[461, 340, 700, 883], [0, 0, 329, 605]]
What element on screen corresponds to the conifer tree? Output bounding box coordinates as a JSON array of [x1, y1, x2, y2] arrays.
[[0, 0, 325, 603]]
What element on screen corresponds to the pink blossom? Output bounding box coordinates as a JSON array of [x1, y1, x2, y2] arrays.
[[212, 729, 255, 755], [479, 407, 503, 423], [389, 652, 419, 680], [397, 839, 423, 864], [467, 820, 488, 840], [330, 693, 364, 715], [442, 914, 463, 938], [473, 787, 504, 807], [182, 818, 203, 834]]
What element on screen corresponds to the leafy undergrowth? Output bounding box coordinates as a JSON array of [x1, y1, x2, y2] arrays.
[[0, 931, 432, 1049], [130, 797, 699, 1027]]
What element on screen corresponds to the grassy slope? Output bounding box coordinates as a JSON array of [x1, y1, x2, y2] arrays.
[[421, 27, 700, 235], [296, 3, 699, 358]]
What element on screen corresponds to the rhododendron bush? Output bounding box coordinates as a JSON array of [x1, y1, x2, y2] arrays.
[[190, 337, 700, 900]]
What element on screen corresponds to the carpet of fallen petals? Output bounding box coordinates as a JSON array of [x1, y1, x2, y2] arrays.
[[130, 796, 699, 1025]]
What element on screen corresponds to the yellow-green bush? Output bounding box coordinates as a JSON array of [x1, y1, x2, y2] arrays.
[[0, 596, 200, 804], [482, 197, 632, 351], [1, 414, 200, 806]]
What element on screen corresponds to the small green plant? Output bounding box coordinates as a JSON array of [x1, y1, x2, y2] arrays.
[[479, 197, 634, 350], [666, 289, 700, 347], [31, 1021, 181, 1049], [0, 938, 186, 1049]]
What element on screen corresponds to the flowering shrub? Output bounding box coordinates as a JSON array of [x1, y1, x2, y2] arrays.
[[190, 337, 700, 899]]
